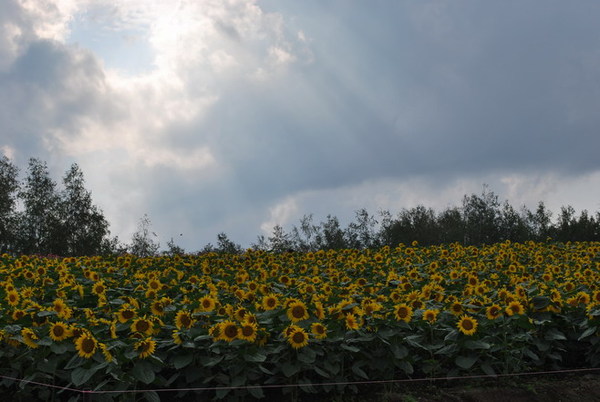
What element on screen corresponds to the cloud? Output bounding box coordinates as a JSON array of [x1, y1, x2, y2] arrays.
[[1, 0, 600, 250]]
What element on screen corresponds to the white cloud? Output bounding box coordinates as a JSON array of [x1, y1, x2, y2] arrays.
[[261, 197, 298, 234]]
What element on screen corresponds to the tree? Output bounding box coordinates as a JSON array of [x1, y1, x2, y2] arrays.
[[318, 215, 346, 250], [526, 201, 552, 241], [498, 201, 529, 243], [462, 185, 501, 245], [268, 225, 294, 253], [290, 214, 320, 252], [0, 156, 19, 253], [130, 214, 160, 257], [17, 158, 62, 254], [437, 206, 465, 244], [59, 163, 110, 256], [215, 232, 242, 254], [345, 208, 378, 249]]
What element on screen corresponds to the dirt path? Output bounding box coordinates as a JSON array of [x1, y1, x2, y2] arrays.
[[380, 373, 600, 402]]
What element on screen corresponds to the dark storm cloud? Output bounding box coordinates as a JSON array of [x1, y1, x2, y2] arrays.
[[219, 1, 600, 194], [3, 0, 600, 249]]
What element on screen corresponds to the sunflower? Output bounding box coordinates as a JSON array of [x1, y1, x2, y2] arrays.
[[75, 333, 98, 358], [117, 306, 137, 323], [457, 315, 478, 336], [172, 330, 183, 345], [314, 301, 325, 320], [109, 320, 117, 339], [198, 295, 217, 312], [485, 304, 503, 320], [234, 307, 248, 322], [52, 298, 72, 319], [449, 302, 463, 316], [287, 301, 309, 323], [238, 322, 258, 342], [130, 318, 154, 335], [261, 294, 279, 311], [345, 313, 360, 330], [394, 304, 413, 323], [147, 279, 162, 291], [100, 343, 113, 362], [505, 301, 525, 316], [21, 328, 39, 349], [92, 281, 106, 296], [220, 321, 238, 342], [288, 328, 309, 349], [49, 322, 71, 341], [423, 309, 439, 323], [175, 311, 194, 330], [136, 337, 157, 359], [150, 300, 165, 316], [11, 309, 26, 321], [310, 322, 327, 339], [6, 290, 19, 306]]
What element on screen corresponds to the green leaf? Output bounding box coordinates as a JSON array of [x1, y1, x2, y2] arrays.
[[395, 360, 413, 375], [65, 354, 86, 370], [230, 373, 246, 387], [314, 366, 330, 378], [248, 386, 265, 399], [351, 364, 369, 380], [444, 329, 459, 342], [578, 327, 597, 341], [71, 367, 95, 387], [297, 347, 316, 364], [323, 360, 340, 375], [523, 348, 540, 361], [390, 343, 408, 359], [298, 378, 317, 393], [37, 310, 57, 317], [215, 388, 230, 399], [200, 355, 224, 367], [377, 328, 396, 339], [132, 361, 155, 384], [435, 344, 458, 355], [532, 296, 550, 310], [143, 391, 160, 402], [463, 340, 491, 350], [259, 364, 274, 375], [281, 362, 301, 377], [50, 342, 69, 354], [340, 344, 360, 353], [37, 337, 52, 346], [172, 353, 194, 369], [244, 351, 267, 363], [455, 355, 478, 370], [405, 335, 426, 350], [544, 328, 567, 341], [480, 362, 496, 376]]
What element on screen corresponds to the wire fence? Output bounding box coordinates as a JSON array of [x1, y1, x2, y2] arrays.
[[1, 366, 599, 399]]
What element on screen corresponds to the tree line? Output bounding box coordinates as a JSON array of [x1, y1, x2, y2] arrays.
[[255, 185, 600, 253], [1, 156, 599, 256]]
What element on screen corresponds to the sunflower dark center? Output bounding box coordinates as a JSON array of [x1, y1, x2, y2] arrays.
[[224, 325, 238, 338], [81, 338, 96, 353], [136, 321, 150, 332], [292, 332, 305, 343], [53, 326, 65, 337], [291, 306, 305, 318]]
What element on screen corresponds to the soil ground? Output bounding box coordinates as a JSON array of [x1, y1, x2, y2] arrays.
[[366, 371, 600, 402]]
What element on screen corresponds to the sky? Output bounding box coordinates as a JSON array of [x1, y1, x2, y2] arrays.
[[1, 0, 600, 251]]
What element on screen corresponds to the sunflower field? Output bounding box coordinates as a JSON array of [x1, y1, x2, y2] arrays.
[[1, 241, 599, 401]]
